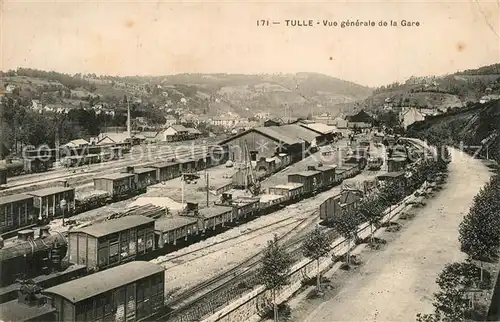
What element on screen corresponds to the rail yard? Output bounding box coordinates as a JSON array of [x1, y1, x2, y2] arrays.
[[0, 120, 427, 322]]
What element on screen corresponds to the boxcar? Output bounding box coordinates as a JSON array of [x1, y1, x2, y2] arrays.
[[268, 183, 304, 199], [196, 205, 233, 231], [67, 215, 156, 271], [133, 167, 157, 190], [180, 158, 196, 173], [43, 261, 164, 322], [93, 173, 136, 199], [0, 194, 35, 234], [155, 216, 199, 247], [315, 164, 338, 187], [27, 187, 75, 222], [319, 194, 342, 222], [231, 197, 260, 222], [288, 170, 322, 193], [150, 162, 181, 182]]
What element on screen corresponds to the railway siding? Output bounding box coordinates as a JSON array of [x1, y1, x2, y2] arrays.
[[201, 181, 428, 322]]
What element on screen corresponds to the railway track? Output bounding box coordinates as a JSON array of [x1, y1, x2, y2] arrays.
[[153, 216, 304, 269], [0, 145, 214, 196], [5, 138, 217, 185], [151, 212, 320, 321]]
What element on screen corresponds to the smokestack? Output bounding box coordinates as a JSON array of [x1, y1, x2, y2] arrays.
[[127, 99, 131, 139]]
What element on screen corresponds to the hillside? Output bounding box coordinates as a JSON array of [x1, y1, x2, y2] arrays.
[[406, 99, 500, 161], [0, 69, 372, 120], [342, 63, 500, 114]]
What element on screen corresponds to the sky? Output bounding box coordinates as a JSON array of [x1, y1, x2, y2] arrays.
[[1, 0, 499, 87]]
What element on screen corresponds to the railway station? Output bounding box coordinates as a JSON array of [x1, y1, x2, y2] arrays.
[[0, 116, 430, 322]]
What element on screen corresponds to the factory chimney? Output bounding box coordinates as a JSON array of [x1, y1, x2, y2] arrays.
[[127, 99, 131, 139]]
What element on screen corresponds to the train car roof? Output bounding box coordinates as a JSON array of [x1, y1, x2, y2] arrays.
[[155, 216, 198, 232], [27, 186, 74, 197], [0, 193, 33, 205], [198, 205, 233, 219], [273, 183, 304, 190], [149, 161, 179, 169], [95, 172, 135, 180], [134, 167, 157, 174], [73, 215, 155, 238], [43, 261, 164, 303], [0, 299, 56, 321], [288, 170, 321, 177], [315, 165, 337, 172]]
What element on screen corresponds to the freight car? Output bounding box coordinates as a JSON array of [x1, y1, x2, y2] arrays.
[[0, 194, 36, 235], [0, 227, 67, 287], [42, 261, 165, 322], [67, 215, 156, 272], [319, 188, 365, 222]]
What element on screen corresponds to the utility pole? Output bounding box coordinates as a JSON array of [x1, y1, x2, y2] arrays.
[[206, 172, 209, 207], [181, 173, 184, 209]]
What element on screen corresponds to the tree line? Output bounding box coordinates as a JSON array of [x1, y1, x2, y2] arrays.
[[258, 145, 450, 321]]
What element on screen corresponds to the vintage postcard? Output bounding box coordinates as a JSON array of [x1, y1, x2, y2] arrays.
[[0, 1, 499, 322]]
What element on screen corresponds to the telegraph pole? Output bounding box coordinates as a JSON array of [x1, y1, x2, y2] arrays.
[[206, 172, 209, 207]]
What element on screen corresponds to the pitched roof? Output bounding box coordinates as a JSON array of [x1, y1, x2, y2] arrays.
[[186, 127, 201, 134], [169, 124, 189, 132], [347, 110, 374, 123], [299, 123, 336, 135], [65, 139, 89, 147], [73, 215, 154, 238], [27, 186, 74, 197], [97, 132, 131, 144], [0, 193, 33, 206], [43, 261, 164, 303]]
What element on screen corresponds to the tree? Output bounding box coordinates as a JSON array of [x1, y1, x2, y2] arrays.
[[358, 196, 385, 244], [378, 181, 405, 208], [417, 262, 481, 322], [301, 227, 332, 292], [260, 235, 293, 322], [459, 178, 500, 282], [326, 210, 361, 265]]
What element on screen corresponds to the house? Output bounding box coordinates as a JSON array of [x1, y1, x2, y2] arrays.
[[96, 132, 133, 145], [159, 125, 189, 142], [331, 116, 348, 129], [210, 116, 239, 128], [186, 127, 202, 140], [164, 115, 178, 127], [399, 107, 425, 129], [140, 131, 160, 143], [64, 139, 90, 149], [346, 110, 375, 128]]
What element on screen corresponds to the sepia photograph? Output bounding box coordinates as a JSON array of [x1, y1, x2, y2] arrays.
[[0, 1, 499, 321]]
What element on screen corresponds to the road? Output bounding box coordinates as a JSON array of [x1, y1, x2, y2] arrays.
[[292, 148, 492, 322]]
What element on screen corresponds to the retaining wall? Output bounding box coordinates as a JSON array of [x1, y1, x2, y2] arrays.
[[202, 182, 426, 322]]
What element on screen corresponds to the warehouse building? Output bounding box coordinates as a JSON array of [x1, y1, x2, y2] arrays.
[[218, 124, 322, 162]]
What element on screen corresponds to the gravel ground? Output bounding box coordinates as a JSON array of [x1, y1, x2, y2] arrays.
[[288, 148, 492, 322]]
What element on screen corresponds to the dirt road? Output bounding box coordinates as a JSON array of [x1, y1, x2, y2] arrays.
[[294, 149, 493, 322]]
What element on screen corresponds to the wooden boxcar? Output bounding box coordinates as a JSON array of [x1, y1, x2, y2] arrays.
[[196, 205, 233, 231], [287, 170, 323, 193], [155, 216, 199, 247], [27, 187, 75, 222], [93, 173, 136, 199], [0, 194, 35, 234], [179, 158, 196, 173], [268, 183, 304, 199], [314, 164, 338, 187], [150, 162, 180, 182], [43, 261, 165, 322], [133, 167, 157, 190], [67, 215, 156, 271], [231, 197, 260, 222]]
